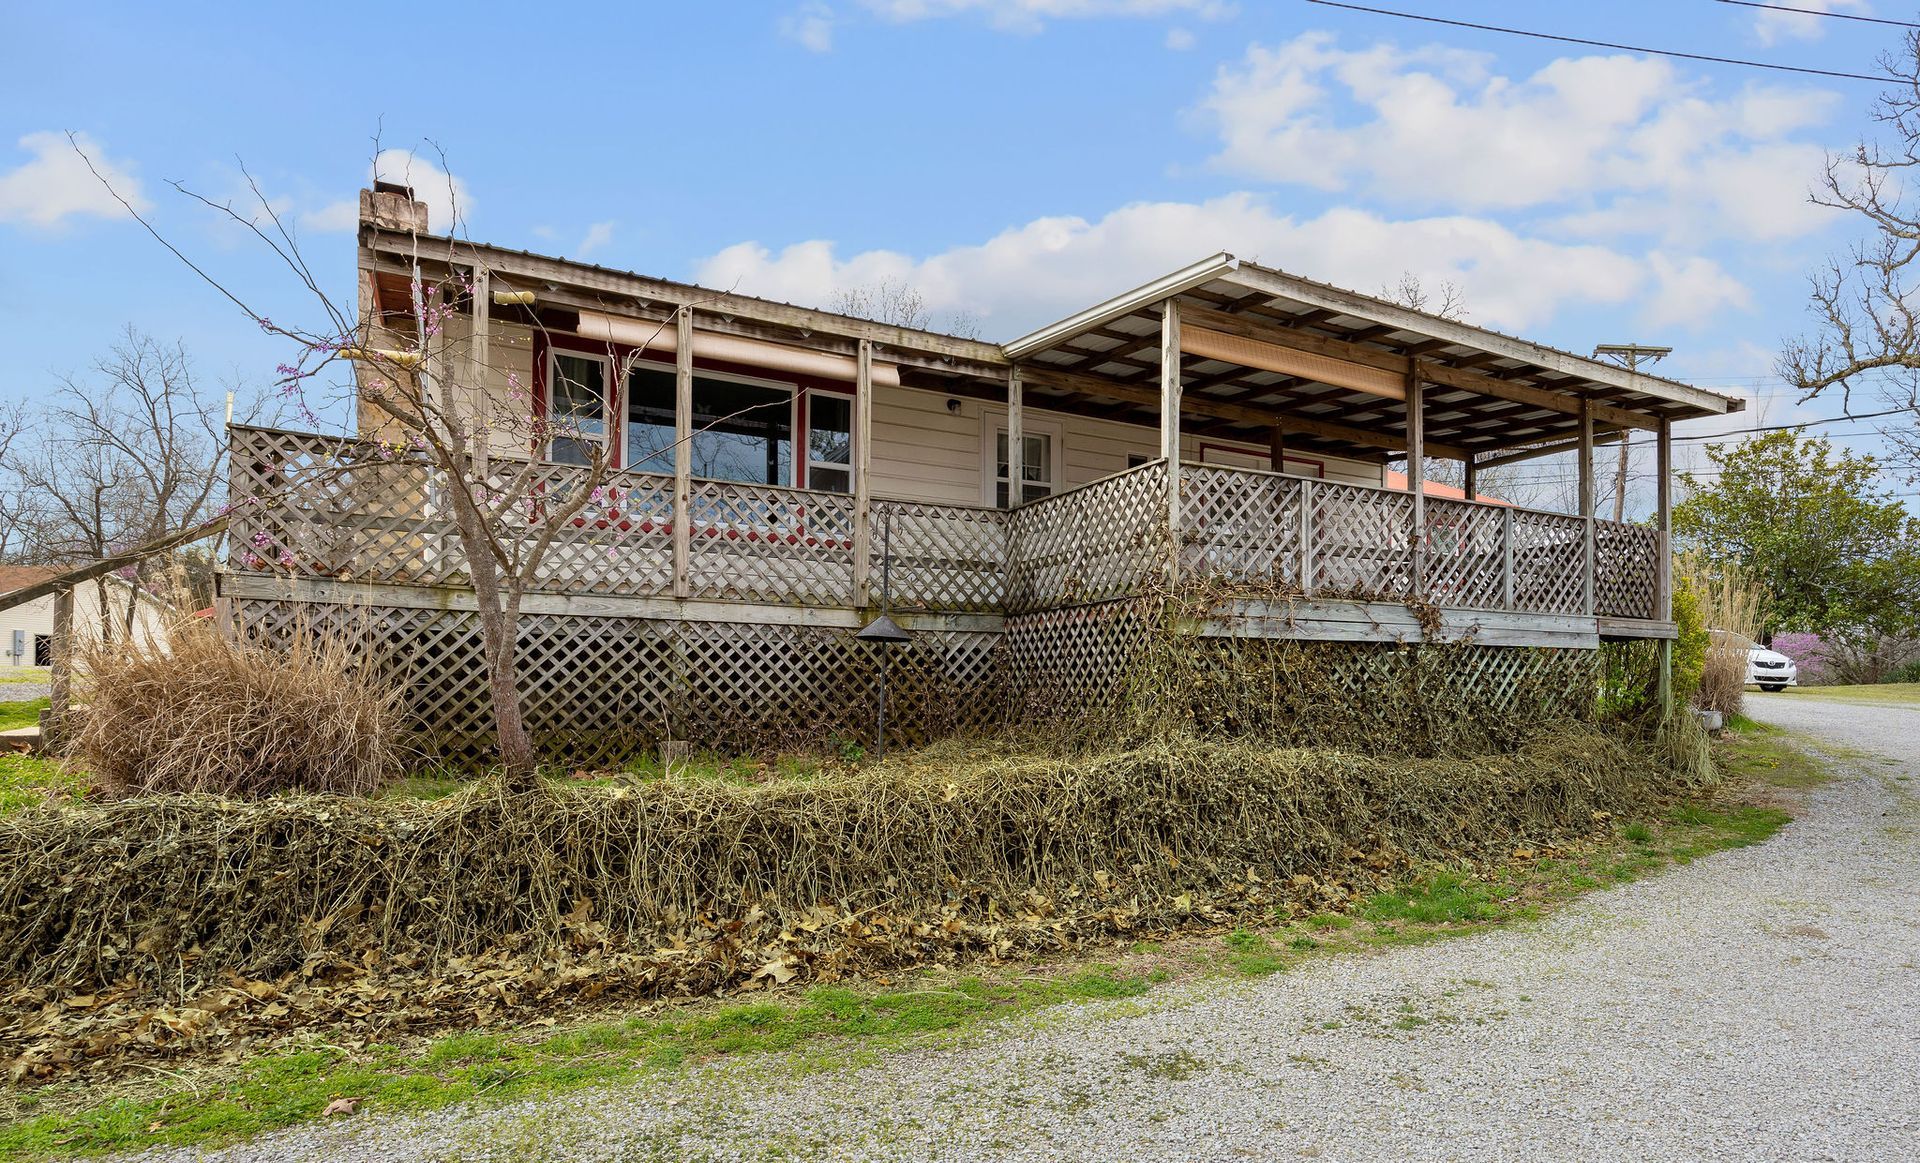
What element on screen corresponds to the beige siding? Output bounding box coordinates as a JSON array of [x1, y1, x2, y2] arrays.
[[0, 583, 171, 667]]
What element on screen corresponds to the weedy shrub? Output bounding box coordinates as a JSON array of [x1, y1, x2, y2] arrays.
[[71, 614, 402, 797]]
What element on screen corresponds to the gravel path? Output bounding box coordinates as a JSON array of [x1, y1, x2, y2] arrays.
[[0, 683, 50, 705], [129, 698, 1920, 1162]]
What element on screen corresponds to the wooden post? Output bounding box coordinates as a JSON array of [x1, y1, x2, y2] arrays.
[[1159, 299, 1183, 567], [44, 586, 72, 749], [1269, 424, 1286, 473], [1578, 397, 1595, 616], [1406, 364, 1426, 599], [469, 267, 491, 480], [853, 340, 875, 606], [1006, 365, 1024, 508], [672, 306, 693, 600], [1463, 453, 1478, 502], [1500, 507, 1515, 611], [1298, 478, 1315, 593], [1656, 417, 1675, 716]]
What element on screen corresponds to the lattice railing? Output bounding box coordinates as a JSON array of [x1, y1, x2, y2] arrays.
[[874, 500, 1008, 613], [1509, 510, 1587, 615], [1172, 464, 1604, 616], [1006, 462, 1169, 613], [1181, 464, 1306, 586], [687, 479, 858, 606], [1594, 519, 1660, 620]]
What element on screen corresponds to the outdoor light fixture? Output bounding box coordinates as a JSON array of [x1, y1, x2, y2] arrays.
[[946, 398, 962, 414], [854, 507, 914, 758]]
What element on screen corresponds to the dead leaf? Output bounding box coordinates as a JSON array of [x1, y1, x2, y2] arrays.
[[322, 1097, 360, 1118], [754, 957, 795, 985]]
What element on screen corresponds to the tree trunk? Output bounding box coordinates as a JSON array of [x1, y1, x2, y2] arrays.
[[93, 576, 114, 646], [445, 471, 540, 788]]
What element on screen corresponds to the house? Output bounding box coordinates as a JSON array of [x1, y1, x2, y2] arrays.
[[216, 186, 1744, 760], [0, 566, 171, 667]]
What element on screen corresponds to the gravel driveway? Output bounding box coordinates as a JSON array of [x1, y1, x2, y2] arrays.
[[129, 697, 1920, 1162]]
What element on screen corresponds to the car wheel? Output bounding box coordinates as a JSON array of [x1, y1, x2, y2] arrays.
[[1760, 684, 1785, 693]]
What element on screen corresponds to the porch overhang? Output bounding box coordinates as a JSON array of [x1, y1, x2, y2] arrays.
[[997, 256, 1744, 465]]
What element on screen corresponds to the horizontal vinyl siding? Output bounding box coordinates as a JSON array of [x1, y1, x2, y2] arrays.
[[867, 384, 980, 506]]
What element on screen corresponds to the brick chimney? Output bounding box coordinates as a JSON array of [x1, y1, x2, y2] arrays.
[[358, 181, 429, 234]]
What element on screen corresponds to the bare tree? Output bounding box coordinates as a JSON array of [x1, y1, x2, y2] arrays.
[[1779, 32, 1920, 479], [72, 137, 728, 785], [833, 277, 982, 338], [1382, 272, 1468, 323], [7, 328, 236, 637]]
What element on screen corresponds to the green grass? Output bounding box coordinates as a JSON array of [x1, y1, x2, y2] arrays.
[[0, 968, 1153, 1158], [0, 752, 87, 815], [1, 728, 1828, 1159], [1777, 682, 1920, 708], [0, 697, 49, 732]]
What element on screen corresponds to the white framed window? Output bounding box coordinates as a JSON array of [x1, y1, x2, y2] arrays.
[[981, 413, 1061, 508], [547, 349, 609, 466], [805, 390, 854, 494]]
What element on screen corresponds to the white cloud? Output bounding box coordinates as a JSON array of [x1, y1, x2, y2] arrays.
[[297, 199, 359, 234], [782, 3, 837, 51], [0, 131, 148, 230], [696, 193, 1737, 337], [578, 221, 616, 257], [370, 148, 471, 234], [1165, 26, 1196, 51], [1751, 0, 1869, 45], [1200, 33, 1841, 243], [860, 0, 1229, 33]]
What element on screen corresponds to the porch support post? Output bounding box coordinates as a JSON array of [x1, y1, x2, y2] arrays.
[[469, 266, 491, 480], [43, 586, 71, 750], [1159, 299, 1183, 563], [672, 306, 693, 600], [1463, 452, 1478, 502], [1268, 423, 1286, 473], [853, 340, 875, 607], [1406, 363, 1426, 600], [1657, 417, 1675, 716], [1578, 397, 1595, 616], [1007, 365, 1024, 508]]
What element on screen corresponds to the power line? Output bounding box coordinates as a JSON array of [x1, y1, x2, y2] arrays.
[[1713, 1, 1920, 30], [1669, 404, 1915, 442], [1303, 1, 1894, 81]]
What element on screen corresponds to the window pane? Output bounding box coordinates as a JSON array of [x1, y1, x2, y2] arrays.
[[690, 378, 791, 484], [625, 367, 676, 474], [1022, 434, 1049, 482], [550, 436, 594, 467], [551, 354, 605, 439], [809, 394, 851, 465], [811, 466, 851, 494]]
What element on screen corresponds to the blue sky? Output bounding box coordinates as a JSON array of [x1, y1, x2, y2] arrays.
[[2, 0, 1912, 495]]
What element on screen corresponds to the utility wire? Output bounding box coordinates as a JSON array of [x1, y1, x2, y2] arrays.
[[1303, 1, 1894, 81], [1713, 0, 1920, 30], [1668, 404, 1915, 441]]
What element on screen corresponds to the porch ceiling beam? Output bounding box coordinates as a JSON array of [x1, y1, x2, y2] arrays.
[[1178, 301, 1663, 433], [1017, 363, 1470, 459], [1217, 267, 1738, 415]]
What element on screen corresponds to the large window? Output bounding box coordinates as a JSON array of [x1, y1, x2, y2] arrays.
[[547, 351, 608, 466], [625, 366, 794, 486]]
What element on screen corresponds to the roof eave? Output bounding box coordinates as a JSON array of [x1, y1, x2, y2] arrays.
[[1003, 252, 1241, 361]]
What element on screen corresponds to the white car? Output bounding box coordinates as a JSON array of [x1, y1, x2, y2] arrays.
[[1747, 646, 1798, 692]]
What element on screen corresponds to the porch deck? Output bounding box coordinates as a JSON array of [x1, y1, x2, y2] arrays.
[[224, 424, 1666, 646]]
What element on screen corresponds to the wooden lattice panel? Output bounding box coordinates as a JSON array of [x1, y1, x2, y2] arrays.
[[687, 479, 858, 607], [1594, 520, 1660, 619], [874, 501, 1009, 613], [1004, 598, 1158, 717], [1309, 481, 1415, 598], [1180, 464, 1306, 586], [1006, 462, 1169, 613], [1509, 510, 1586, 615], [230, 597, 1006, 765], [1422, 498, 1508, 611]]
